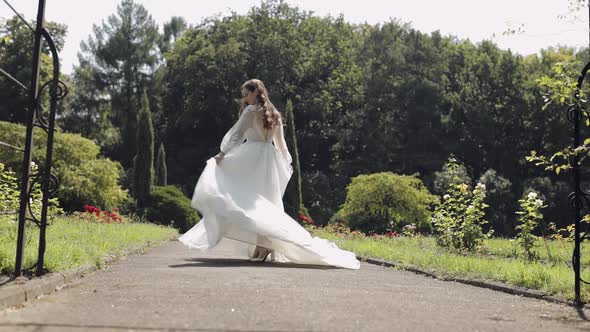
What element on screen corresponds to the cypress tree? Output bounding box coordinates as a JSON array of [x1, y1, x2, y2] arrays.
[[156, 142, 167, 186], [134, 92, 154, 209], [283, 99, 304, 220]]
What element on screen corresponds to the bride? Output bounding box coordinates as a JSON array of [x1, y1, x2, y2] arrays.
[[178, 79, 360, 270]]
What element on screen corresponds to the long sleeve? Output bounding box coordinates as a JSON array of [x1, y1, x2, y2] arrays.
[[219, 106, 255, 154], [273, 117, 293, 165]]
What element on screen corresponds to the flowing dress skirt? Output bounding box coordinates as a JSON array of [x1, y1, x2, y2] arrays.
[[179, 141, 360, 270]]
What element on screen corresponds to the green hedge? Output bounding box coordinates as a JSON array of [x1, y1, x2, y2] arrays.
[[332, 172, 436, 234], [0, 121, 128, 211], [145, 185, 200, 232]]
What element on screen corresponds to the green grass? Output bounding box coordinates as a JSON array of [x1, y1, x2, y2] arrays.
[[310, 228, 590, 302], [0, 215, 178, 275]]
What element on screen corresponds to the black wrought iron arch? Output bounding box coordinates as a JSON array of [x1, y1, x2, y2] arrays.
[[569, 59, 590, 306], [0, 0, 67, 277]]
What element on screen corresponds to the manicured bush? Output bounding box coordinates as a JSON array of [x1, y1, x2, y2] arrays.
[[145, 185, 200, 232], [332, 172, 436, 234], [0, 121, 128, 211]]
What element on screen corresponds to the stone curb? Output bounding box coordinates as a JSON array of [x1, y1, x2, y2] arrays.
[[0, 234, 178, 310], [359, 255, 576, 308]]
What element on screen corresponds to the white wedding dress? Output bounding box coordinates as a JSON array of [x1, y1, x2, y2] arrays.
[[179, 103, 360, 269]]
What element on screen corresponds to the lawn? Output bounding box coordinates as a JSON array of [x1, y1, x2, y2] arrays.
[[309, 227, 590, 302], [0, 215, 178, 275]]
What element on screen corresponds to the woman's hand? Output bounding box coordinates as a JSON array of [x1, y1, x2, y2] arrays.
[[214, 151, 225, 164]]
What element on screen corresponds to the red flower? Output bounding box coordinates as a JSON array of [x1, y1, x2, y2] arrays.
[[81, 205, 125, 224], [298, 213, 314, 225], [386, 231, 399, 237], [83, 205, 98, 214]]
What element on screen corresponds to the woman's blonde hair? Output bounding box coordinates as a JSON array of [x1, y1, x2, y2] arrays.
[[240, 79, 281, 130]]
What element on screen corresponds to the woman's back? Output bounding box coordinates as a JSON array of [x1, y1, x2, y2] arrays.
[[244, 105, 277, 143]]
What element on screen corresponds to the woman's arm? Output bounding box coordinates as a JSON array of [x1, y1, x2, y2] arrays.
[[215, 106, 255, 162], [273, 117, 293, 164]]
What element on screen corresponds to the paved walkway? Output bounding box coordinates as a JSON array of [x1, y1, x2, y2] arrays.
[[1, 239, 590, 331]]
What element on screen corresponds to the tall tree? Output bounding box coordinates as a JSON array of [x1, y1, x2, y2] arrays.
[[159, 16, 188, 55], [134, 92, 154, 208], [74, 0, 160, 167], [283, 99, 302, 218], [0, 16, 67, 123], [156, 142, 167, 186]]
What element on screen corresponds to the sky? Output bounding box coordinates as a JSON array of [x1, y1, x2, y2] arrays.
[[1, 0, 588, 74]]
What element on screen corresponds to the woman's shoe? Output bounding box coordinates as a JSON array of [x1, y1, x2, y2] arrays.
[[249, 248, 272, 262]]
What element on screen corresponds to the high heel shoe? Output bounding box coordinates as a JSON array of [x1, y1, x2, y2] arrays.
[[249, 248, 272, 262]]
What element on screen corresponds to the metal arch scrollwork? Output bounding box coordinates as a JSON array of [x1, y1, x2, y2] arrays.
[[24, 170, 59, 227], [10, 1, 67, 277], [34, 79, 68, 132], [568, 189, 590, 287], [568, 60, 590, 305]]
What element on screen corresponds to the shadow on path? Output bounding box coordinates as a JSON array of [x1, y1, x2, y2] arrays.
[[0, 276, 16, 287], [169, 257, 339, 270], [577, 307, 589, 321], [0, 322, 306, 332]]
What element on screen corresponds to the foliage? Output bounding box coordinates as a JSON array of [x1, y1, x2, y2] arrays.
[[72, 0, 161, 167], [0, 121, 128, 211], [301, 170, 343, 226], [515, 192, 546, 261], [145, 185, 200, 232], [0, 162, 19, 214], [433, 158, 472, 195], [156, 142, 167, 186], [283, 99, 303, 219], [0, 162, 62, 221], [134, 92, 155, 208], [3, 1, 585, 236], [79, 205, 124, 224], [477, 169, 514, 236], [432, 158, 492, 252], [402, 223, 418, 237], [0, 16, 67, 123], [310, 226, 590, 302], [526, 55, 589, 177], [521, 177, 569, 230], [0, 215, 176, 274], [332, 172, 436, 234], [58, 158, 128, 211]]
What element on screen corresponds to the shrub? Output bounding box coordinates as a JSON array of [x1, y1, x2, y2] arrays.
[[522, 177, 569, 230], [0, 162, 62, 220], [432, 158, 492, 252], [0, 121, 128, 211], [331, 172, 436, 234], [0, 162, 19, 214], [477, 169, 514, 236], [433, 156, 472, 195], [145, 185, 200, 232], [516, 191, 546, 260], [58, 158, 128, 211], [301, 170, 343, 226]]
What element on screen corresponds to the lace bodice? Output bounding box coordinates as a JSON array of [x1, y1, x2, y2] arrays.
[[219, 104, 292, 164]]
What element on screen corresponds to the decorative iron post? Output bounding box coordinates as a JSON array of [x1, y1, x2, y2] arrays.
[[569, 61, 590, 307], [1, 0, 66, 277], [14, 0, 46, 277]]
